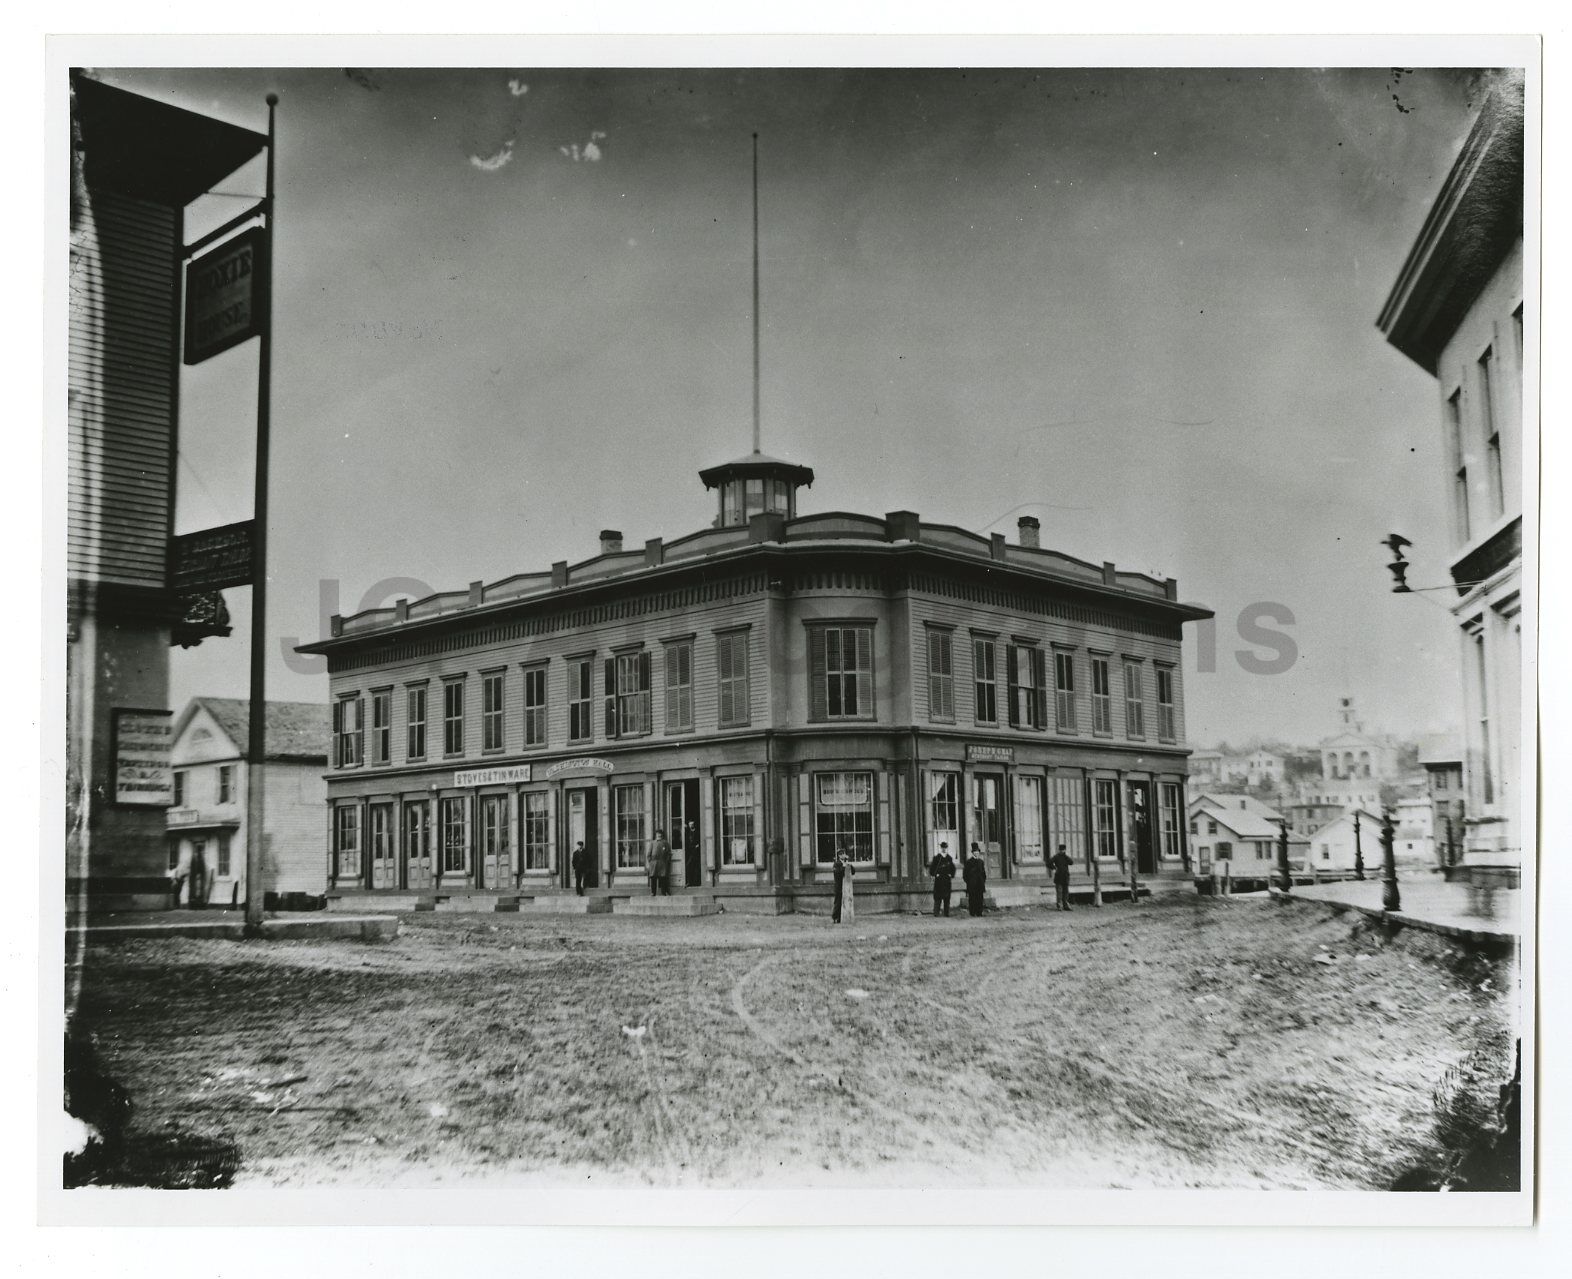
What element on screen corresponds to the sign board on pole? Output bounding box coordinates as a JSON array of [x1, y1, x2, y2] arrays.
[[170, 521, 255, 593], [184, 227, 267, 364], [111, 708, 174, 807]]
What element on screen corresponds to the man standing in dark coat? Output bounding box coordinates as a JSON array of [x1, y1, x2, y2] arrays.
[[571, 840, 588, 896], [929, 842, 956, 916], [962, 843, 987, 917], [649, 828, 672, 896], [1050, 842, 1074, 911]]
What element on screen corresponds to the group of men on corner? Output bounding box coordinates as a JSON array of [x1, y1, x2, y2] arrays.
[[566, 827, 675, 897], [926, 840, 1076, 916]]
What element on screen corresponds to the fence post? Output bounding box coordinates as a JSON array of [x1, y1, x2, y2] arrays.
[[1091, 856, 1103, 907]]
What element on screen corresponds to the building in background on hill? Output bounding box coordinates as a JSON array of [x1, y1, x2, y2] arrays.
[[1379, 79, 1526, 882], [66, 75, 266, 912], [167, 699, 330, 907], [297, 455, 1213, 913]]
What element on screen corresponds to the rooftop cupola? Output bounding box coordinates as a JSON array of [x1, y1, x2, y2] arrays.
[[699, 450, 814, 527]]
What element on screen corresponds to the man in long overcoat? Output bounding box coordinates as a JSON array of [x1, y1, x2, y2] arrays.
[[1050, 843, 1074, 911], [962, 843, 987, 917], [831, 847, 848, 923], [571, 840, 588, 896], [649, 828, 672, 896], [929, 842, 956, 917]]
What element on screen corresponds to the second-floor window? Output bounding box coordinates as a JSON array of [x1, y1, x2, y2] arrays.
[[1007, 643, 1046, 730], [482, 671, 506, 752], [605, 651, 652, 738], [406, 685, 427, 760], [974, 636, 998, 724], [1124, 660, 1145, 739], [371, 689, 391, 764], [1157, 665, 1176, 741], [1091, 656, 1112, 734], [173, 770, 186, 807], [1446, 388, 1469, 542], [217, 764, 234, 804], [443, 678, 465, 757], [664, 640, 693, 732], [1053, 650, 1076, 733], [334, 694, 363, 767], [811, 623, 873, 721], [717, 631, 751, 727], [1479, 346, 1505, 522], [567, 657, 593, 743], [927, 628, 954, 722], [523, 665, 547, 747]]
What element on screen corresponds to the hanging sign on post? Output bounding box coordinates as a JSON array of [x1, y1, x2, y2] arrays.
[[184, 226, 267, 364]]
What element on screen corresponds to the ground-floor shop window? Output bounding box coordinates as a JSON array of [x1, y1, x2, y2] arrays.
[[614, 783, 646, 869], [439, 796, 468, 874], [335, 804, 362, 879], [1159, 782, 1183, 861], [1049, 775, 1086, 862], [216, 832, 232, 878], [522, 792, 551, 871], [1015, 775, 1045, 861], [815, 771, 874, 864], [1093, 778, 1120, 860], [929, 772, 960, 845], [719, 775, 755, 865]]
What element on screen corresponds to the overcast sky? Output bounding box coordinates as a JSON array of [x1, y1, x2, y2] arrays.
[[95, 63, 1512, 748]]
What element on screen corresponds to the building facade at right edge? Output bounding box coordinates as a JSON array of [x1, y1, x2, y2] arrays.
[[1378, 78, 1526, 879]]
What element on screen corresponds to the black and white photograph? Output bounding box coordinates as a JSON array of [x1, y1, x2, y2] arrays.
[[43, 33, 1544, 1245]]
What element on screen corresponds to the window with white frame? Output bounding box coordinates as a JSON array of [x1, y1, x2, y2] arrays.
[[1049, 774, 1087, 862], [216, 832, 232, 878], [480, 793, 511, 875], [664, 639, 694, 732], [439, 796, 467, 874], [929, 772, 960, 842], [810, 623, 873, 721], [973, 635, 998, 724], [613, 783, 647, 869], [1015, 775, 1045, 861], [717, 631, 750, 727], [1156, 666, 1176, 742], [1093, 778, 1120, 860], [335, 803, 361, 878], [173, 770, 186, 807], [218, 764, 234, 804], [1091, 655, 1112, 734], [334, 694, 364, 767], [482, 670, 506, 752], [1159, 782, 1183, 861], [814, 771, 875, 864], [1123, 660, 1145, 739], [521, 792, 551, 871], [1007, 643, 1047, 730], [523, 665, 547, 747], [371, 689, 392, 764], [719, 775, 756, 866], [605, 651, 651, 737], [406, 684, 427, 759], [927, 627, 954, 722], [1054, 650, 1076, 733], [566, 657, 593, 743], [443, 678, 465, 757]]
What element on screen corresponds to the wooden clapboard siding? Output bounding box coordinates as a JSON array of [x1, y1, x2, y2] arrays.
[[68, 187, 178, 589]]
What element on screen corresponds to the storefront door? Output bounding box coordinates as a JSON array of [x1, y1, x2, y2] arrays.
[[479, 793, 512, 889], [666, 779, 702, 887], [567, 788, 599, 888], [1128, 781, 1155, 874], [369, 803, 396, 889], [973, 773, 1006, 879], [404, 799, 433, 889]]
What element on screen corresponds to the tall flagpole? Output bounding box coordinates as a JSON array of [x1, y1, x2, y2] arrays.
[[244, 93, 278, 936], [751, 132, 760, 456]]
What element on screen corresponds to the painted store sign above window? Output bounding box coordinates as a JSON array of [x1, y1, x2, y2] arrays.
[[966, 743, 1016, 763], [543, 757, 616, 779], [453, 765, 532, 787]]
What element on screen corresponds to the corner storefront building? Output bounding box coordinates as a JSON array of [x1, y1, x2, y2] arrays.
[[298, 453, 1213, 913]]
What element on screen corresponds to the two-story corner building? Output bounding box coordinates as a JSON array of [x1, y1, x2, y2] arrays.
[[166, 698, 331, 907], [296, 453, 1213, 914], [67, 75, 266, 912], [1418, 733, 1466, 867], [1379, 80, 1526, 880]]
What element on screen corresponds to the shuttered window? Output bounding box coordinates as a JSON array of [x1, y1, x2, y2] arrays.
[[523, 664, 547, 747], [664, 640, 694, 732], [973, 636, 997, 724], [482, 670, 506, 752], [406, 685, 428, 760], [1090, 656, 1112, 735], [605, 651, 652, 738], [1124, 660, 1145, 740], [1054, 650, 1076, 733], [927, 627, 954, 722], [334, 694, 364, 767], [566, 657, 593, 743], [717, 631, 750, 727], [371, 689, 392, 765], [809, 623, 873, 721], [1157, 665, 1176, 742], [443, 678, 465, 756], [1006, 644, 1047, 730]]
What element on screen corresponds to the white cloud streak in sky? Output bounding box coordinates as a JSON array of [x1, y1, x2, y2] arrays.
[[508, 78, 529, 97], [560, 131, 607, 163], [470, 141, 515, 172]]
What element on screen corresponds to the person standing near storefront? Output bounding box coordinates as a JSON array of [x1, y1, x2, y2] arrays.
[[963, 842, 987, 917], [831, 846, 848, 923], [571, 840, 588, 896], [649, 828, 672, 896], [929, 841, 956, 917], [1050, 843, 1073, 911]]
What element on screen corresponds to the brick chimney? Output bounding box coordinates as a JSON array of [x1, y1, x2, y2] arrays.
[[1017, 515, 1040, 549], [599, 529, 623, 555]]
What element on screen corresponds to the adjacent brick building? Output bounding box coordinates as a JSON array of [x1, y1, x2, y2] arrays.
[[298, 452, 1213, 913]]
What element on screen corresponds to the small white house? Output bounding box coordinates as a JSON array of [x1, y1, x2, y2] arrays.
[[1305, 808, 1388, 874], [1188, 795, 1307, 876], [167, 698, 330, 906]]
